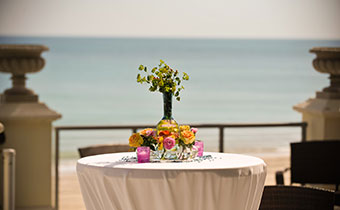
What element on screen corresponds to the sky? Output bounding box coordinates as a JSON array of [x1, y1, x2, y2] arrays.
[[0, 0, 339, 39]]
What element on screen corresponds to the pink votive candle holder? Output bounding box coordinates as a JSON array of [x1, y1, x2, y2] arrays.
[[137, 146, 150, 163], [195, 140, 204, 157]]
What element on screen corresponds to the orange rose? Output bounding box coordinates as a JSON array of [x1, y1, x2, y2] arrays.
[[129, 133, 144, 147], [158, 130, 170, 136], [180, 130, 195, 144], [140, 128, 154, 136]]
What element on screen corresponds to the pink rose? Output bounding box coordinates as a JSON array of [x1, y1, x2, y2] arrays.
[[163, 137, 176, 150], [191, 127, 198, 134]]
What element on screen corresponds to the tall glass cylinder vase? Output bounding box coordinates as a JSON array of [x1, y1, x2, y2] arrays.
[[156, 92, 179, 134], [156, 92, 179, 160]]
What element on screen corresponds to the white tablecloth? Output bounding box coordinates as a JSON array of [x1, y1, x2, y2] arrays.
[[77, 152, 267, 210]]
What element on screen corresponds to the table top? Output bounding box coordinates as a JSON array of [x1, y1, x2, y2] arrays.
[[77, 152, 267, 210], [77, 152, 266, 174]]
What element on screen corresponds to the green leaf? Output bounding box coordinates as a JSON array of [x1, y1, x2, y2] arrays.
[[139, 65, 144, 71], [149, 86, 157, 92], [152, 67, 157, 73], [176, 97, 181, 101], [183, 72, 189, 80]]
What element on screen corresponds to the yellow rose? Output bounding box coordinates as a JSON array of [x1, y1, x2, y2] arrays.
[[180, 130, 195, 144], [129, 133, 144, 147], [158, 142, 163, 150], [158, 136, 164, 150], [180, 125, 190, 131]]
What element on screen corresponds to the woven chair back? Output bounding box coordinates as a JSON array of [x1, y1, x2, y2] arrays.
[[290, 140, 340, 189], [78, 144, 130, 158], [259, 185, 334, 210]]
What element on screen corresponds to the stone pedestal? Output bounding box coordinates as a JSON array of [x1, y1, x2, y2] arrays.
[[294, 47, 340, 140], [0, 45, 61, 210]]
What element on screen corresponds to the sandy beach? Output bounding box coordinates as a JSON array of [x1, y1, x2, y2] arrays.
[[59, 154, 290, 210]]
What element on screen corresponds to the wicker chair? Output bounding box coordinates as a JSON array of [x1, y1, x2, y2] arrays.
[[275, 140, 340, 206], [78, 143, 130, 158], [275, 140, 340, 190], [259, 185, 334, 210]]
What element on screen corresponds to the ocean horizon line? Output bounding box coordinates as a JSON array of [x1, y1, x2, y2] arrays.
[[1, 35, 340, 42]]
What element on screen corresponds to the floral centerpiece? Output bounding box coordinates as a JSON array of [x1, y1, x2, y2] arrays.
[[129, 125, 198, 160], [128, 60, 199, 161]]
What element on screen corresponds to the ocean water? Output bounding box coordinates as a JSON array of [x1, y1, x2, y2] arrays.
[[1, 36, 339, 158]]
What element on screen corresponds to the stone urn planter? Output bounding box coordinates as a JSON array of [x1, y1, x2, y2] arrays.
[[310, 47, 340, 99], [0, 44, 49, 102], [0, 44, 61, 209], [294, 47, 340, 140]]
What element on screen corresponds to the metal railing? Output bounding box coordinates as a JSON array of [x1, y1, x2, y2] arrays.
[[54, 121, 307, 210]]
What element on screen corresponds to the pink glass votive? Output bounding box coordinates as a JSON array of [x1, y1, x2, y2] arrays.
[[137, 147, 150, 163], [195, 140, 204, 157]]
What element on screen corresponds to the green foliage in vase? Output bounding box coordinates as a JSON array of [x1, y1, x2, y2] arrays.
[[137, 60, 189, 101]]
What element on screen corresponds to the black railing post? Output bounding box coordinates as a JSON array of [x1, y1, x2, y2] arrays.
[[219, 127, 224, 153], [301, 122, 307, 142]]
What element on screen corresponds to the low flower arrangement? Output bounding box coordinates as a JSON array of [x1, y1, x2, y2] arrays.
[[129, 125, 199, 160]]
